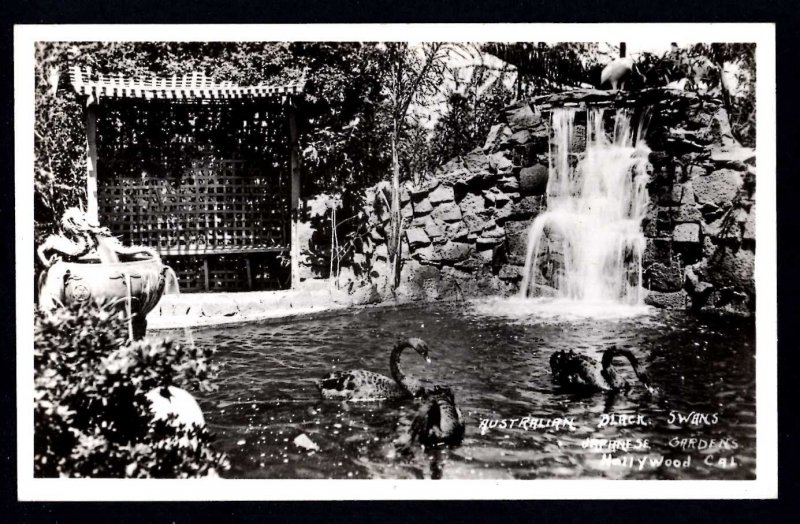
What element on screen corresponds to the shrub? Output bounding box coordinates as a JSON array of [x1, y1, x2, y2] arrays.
[[34, 302, 229, 478]]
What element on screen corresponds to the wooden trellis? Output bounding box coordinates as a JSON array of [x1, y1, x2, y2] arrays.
[[70, 66, 305, 292]]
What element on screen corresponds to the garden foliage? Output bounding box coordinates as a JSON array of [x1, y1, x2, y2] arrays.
[[34, 302, 228, 478]]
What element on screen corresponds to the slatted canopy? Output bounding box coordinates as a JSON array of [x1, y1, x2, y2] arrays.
[[69, 65, 305, 102]]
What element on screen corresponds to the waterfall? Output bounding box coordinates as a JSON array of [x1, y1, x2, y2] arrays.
[[519, 107, 652, 304]]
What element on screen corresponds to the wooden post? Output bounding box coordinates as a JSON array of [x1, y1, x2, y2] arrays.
[[287, 102, 301, 290], [85, 102, 99, 222], [245, 257, 253, 290]]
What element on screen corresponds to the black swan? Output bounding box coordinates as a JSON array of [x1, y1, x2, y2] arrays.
[[408, 385, 466, 447], [317, 338, 431, 401], [549, 346, 654, 393]]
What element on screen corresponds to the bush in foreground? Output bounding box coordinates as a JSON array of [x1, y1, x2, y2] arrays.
[[34, 303, 229, 478]]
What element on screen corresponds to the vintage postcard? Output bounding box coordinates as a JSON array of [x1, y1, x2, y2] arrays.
[[15, 23, 777, 500]]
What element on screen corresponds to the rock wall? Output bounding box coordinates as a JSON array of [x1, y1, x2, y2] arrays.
[[297, 88, 756, 316]]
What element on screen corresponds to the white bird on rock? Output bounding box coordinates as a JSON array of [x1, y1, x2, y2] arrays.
[[601, 57, 638, 90]]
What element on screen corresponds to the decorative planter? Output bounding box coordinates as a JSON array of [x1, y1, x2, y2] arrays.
[[39, 257, 169, 339]]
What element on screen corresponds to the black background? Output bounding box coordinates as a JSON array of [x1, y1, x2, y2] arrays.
[[0, 1, 797, 521]]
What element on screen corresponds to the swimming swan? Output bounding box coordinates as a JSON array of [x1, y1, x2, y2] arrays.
[[549, 346, 654, 393], [408, 385, 466, 447], [317, 338, 431, 401]]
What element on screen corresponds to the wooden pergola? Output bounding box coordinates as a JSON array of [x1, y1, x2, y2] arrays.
[[69, 66, 305, 291]]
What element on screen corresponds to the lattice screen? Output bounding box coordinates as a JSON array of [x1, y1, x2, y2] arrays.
[[94, 99, 293, 292]]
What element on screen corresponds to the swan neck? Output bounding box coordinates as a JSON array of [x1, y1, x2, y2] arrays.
[[390, 341, 422, 395], [602, 348, 649, 385]]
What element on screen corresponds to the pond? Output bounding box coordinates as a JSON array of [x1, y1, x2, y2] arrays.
[[171, 299, 756, 480]]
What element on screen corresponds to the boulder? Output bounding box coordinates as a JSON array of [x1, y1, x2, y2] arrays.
[[447, 224, 469, 242], [710, 147, 756, 171], [684, 265, 714, 297], [499, 176, 520, 192], [510, 129, 532, 145], [673, 222, 700, 244], [424, 221, 445, 240], [643, 262, 683, 292], [503, 101, 541, 132], [411, 245, 435, 262], [462, 212, 488, 235], [463, 150, 491, 173], [433, 241, 472, 263], [428, 184, 455, 205], [499, 264, 523, 281], [693, 168, 742, 207], [412, 197, 433, 215], [510, 195, 546, 219], [494, 202, 515, 224], [519, 165, 549, 195], [481, 222, 505, 239], [432, 202, 463, 223], [458, 193, 486, 215], [705, 246, 755, 295], [644, 290, 687, 310], [672, 204, 703, 223], [448, 169, 485, 190], [642, 238, 672, 266], [489, 152, 514, 174], [703, 288, 752, 317], [482, 188, 512, 207], [405, 227, 431, 248]]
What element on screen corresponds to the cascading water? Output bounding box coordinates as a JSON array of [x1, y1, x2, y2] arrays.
[[519, 106, 652, 305]]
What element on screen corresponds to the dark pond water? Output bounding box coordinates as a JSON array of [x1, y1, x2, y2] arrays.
[[168, 298, 755, 480]]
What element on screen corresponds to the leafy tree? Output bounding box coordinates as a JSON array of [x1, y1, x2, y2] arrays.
[[377, 42, 450, 288], [687, 43, 756, 148]]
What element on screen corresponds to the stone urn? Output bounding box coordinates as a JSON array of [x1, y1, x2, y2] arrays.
[[39, 256, 170, 339], [37, 208, 175, 339]]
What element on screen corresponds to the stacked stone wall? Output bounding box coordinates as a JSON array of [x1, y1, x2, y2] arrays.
[[297, 88, 756, 316]]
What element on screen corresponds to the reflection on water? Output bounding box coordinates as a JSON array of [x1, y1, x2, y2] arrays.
[[167, 301, 755, 480]]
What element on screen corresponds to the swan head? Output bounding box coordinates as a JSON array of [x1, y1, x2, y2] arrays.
[[405, 337, 430, 363]]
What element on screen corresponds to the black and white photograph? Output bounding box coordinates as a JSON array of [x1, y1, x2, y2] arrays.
[[14, 24, 777, 500]]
